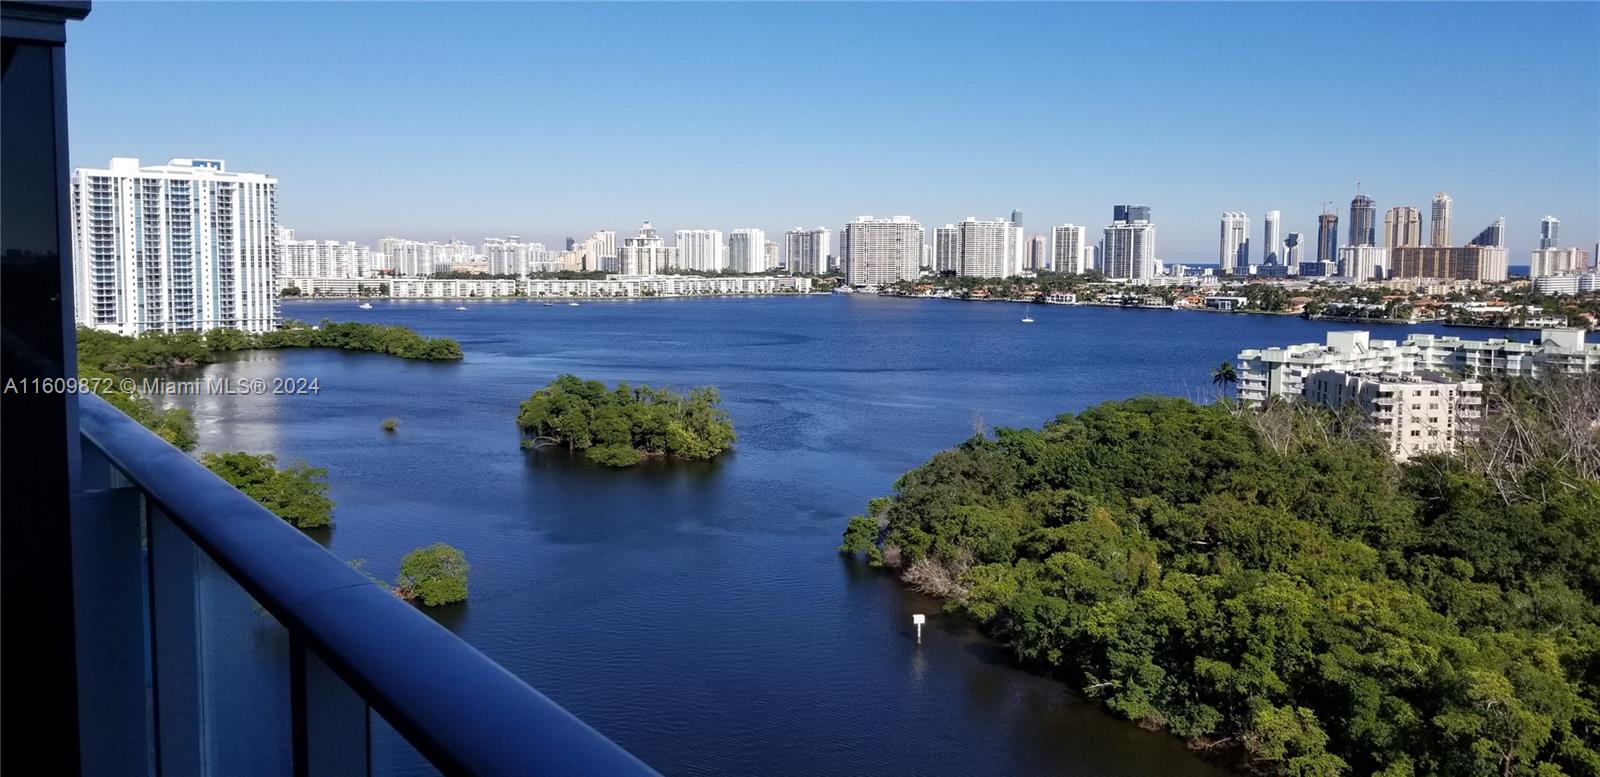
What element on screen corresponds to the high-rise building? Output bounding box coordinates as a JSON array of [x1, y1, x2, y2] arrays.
[[1384, 206, 1422, 249], [934, 225, 961, 274], [1390, 244, 1508, 281], [1285, 233, 1303, 273], [674, 229, 726, 272], [1219, 212, 1250, 275], [1349, 194, 1377, 247], [1262, 210, 1283, 266], [1050, 225, 1087, 275], [1431, 193, 1453, 246], [71, 157, 279, 334], [1469, 217, 1505, 249], [279, 228, 372, 278], [1027, 234, 1046, 272], [783, 227, 831, 275], [1317, 211, 1339, 265], [618, 222, 676, 275], [1337, 245, 1389, 281], [1540, 215, 1560, 249], [955, 217, 1024, 278], [841, 216, 923, 286], [482, 237, 547, 276], [1530, 247, 1591, 277], [1102, 205, 1156, 280], [728, 228, 768, 273], [764, 240, 780, 270]]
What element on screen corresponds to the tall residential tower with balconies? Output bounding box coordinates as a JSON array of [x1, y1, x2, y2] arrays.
[[71, 157, 279, 335]]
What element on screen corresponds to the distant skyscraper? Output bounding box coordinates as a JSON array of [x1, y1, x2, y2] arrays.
[[1103, 205, 1156, 280], [1010, 209, 1023, 226], [1317, 211, 1340, 264], [1337, 245, 1389, 281], [565, 236, 577, 251], [482, 237, 546, 276], [1050, 225, 1087, 275], [280, 228, 372, 279], [934, 225, 961, 274], [72, 157, 280, 334], [1262, 210, 1283, 266], [1027, 234, 1046, 271], [955, 217, 1024, 278], [1468, 217, 1505, 249], [764, 240, 780, 270], [783, 227, 831, 275], [1284, 233, 1303, 273], [674, 229, 726, 272], [1431, 193, 1453, 246], [1219, 212, 1250, 275], [728, 228, 768, 273], [1540, 215, 1560, 249], [618, 222, 675, 275], [1384, 206, 1423, 249], [842, 216, 923, 286], [1349, 194, 1377, 247]]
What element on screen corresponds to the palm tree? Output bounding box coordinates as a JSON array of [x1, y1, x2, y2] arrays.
[[1212, 361, 1238, 400]]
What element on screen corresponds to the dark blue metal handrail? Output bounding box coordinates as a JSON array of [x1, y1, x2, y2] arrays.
[[77, 393, 658, 776]]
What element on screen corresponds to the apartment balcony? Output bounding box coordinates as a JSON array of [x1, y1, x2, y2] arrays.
[[71, 393, 657, 775]]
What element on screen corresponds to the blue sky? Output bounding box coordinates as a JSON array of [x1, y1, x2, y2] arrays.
[[66, 2, 1598, 261]]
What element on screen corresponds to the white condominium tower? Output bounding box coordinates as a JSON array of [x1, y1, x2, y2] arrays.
[[1262, 210, 1283, 266], [783, 227, 831, 274], [1051, 224, 1087, 274], [953, 217, 1024, 278], [1431, 192, 1453, 246], [1102, 205, 1156, 280], [841, 216, 923, 286], [482, 237, 546, 276], [71, 157, 279, 335], [618, 222, 676, 275], [1384, 206, 1422, 249], [728, 229, 768, 273], [279, 228, 372, 278], [1219, 212, 1250, 275], [674, 229, 726, 272], [378, 237, 438, 277]]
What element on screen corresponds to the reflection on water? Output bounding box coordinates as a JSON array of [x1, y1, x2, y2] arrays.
[[167, 296, 1468, 776]]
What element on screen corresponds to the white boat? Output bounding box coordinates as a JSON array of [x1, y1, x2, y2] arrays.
[[568, 302, 580, 307], [542, 302, 555, 307], [455, 306, 468, 311], [1021, 316, 1035, 323], [358, 302, 373, 310]]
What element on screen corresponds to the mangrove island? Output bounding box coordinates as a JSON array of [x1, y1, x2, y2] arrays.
[[516, 374, 735, 467]]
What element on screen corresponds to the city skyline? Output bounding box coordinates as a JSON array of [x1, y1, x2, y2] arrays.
[[64, 2, 1599, 258]]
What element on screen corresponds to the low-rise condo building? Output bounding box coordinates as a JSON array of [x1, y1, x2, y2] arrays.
[[1236, 328, 1598, 404], [1303, 370, 1482, 461]]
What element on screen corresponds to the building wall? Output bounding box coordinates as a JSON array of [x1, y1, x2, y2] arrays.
[[72, 157, 279, 334]]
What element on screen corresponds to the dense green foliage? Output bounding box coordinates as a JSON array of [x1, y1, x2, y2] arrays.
[[77, 321, 462, 370], [76, 322, 460, 447], [516, 374, 735, 466], [200, 452, 334, 529], [843, 395, 1600, 776], [397, 543, 470, 606]]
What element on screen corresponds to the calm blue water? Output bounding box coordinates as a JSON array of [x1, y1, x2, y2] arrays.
[[177, 296, 1474, 776]]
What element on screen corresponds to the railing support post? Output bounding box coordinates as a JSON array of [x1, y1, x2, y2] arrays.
[[291, 635, 371, 777], [70, 484, 153, 777], [149, 507, 205, 777]]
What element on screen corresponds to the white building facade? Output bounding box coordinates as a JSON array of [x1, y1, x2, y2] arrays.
[[279, 228, 372, 279], [71, 157, 280, 334], [1303, 370, 1482, 461], [842, 216, 923, 287], [783, 227, 831, 275], [728, 228, 768, 273], [618, 222, 677, 275], [1102, 208, 1156, 281], [674, 229, 726, 272], [1219, 212, 1250, 275]]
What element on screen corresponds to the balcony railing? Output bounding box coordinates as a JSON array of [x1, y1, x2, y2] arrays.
[[73, 392, 657, 776]]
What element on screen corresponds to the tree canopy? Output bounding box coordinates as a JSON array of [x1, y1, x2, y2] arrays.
[[200, 452, 334, 529], [516, 374, 735, 466], [842, 388, 1600, 776], [396, 543, 470, 606]]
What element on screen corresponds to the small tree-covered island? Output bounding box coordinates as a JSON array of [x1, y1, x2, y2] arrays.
[[516, 375, 735, 467], [842, 390, 1599, 777]]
